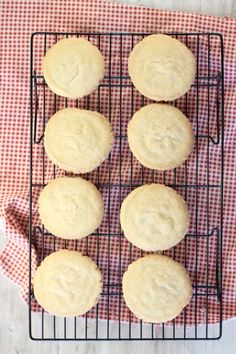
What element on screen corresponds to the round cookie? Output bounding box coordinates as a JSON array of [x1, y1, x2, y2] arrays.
[[128, 34, 196, 101], [43, 38, 105, 99], [39, 176, 104, 239], [123, 254, 192, 323], [33, 250, 102, 317], [44, 108, 114, 174], [120, 184, 189, 251], [128, 103, 194, 170]]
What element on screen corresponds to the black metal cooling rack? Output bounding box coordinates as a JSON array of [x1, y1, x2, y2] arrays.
[[29, 32, 224, 340]]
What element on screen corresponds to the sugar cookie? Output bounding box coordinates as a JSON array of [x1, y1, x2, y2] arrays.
[[43, 38, 105, 99], [44, 108, 114, 174], [39, 177, 104, 239], [123, 254, 192, 323], [128, 103, 194, 170], [120, 184, 189, 251], [33, 250, 102, 317], [128, 34, 196, 101]]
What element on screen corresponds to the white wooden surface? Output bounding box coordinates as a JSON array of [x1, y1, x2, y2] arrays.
[[0, 1, 235, 353]]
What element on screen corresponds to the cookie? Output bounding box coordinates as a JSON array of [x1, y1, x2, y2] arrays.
[[123, 254, 192, 323], [128, 103, 194, 170], [120, 184, 189, 251], [39, 176, 104, 239], [44, 108, 114, 174], [42, 38, 105, 99], [128, 34, 196, 101], [33, 250, 102, 317]]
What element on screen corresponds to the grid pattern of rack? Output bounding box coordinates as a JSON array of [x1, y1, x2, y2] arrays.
[[29, 32, 224, 340]]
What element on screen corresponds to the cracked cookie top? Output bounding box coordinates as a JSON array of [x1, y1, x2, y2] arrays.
[[43, 37, 105, 99], [120, 183, 189, 251], [128, 103, 194, 170]]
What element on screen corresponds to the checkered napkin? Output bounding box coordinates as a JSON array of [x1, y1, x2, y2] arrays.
[[0, 0, 235, 325]]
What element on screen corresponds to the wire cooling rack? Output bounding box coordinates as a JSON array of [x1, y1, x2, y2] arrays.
[[29, 32, 224, 340]]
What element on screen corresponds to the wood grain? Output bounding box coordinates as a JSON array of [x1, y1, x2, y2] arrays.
[[110, 0, 236, 17]]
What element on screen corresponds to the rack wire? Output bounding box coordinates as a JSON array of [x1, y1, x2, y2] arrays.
[[29, 32, 224, 340]]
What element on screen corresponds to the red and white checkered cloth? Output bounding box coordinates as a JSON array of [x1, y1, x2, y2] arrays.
[[0, 0, 235, 325]]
